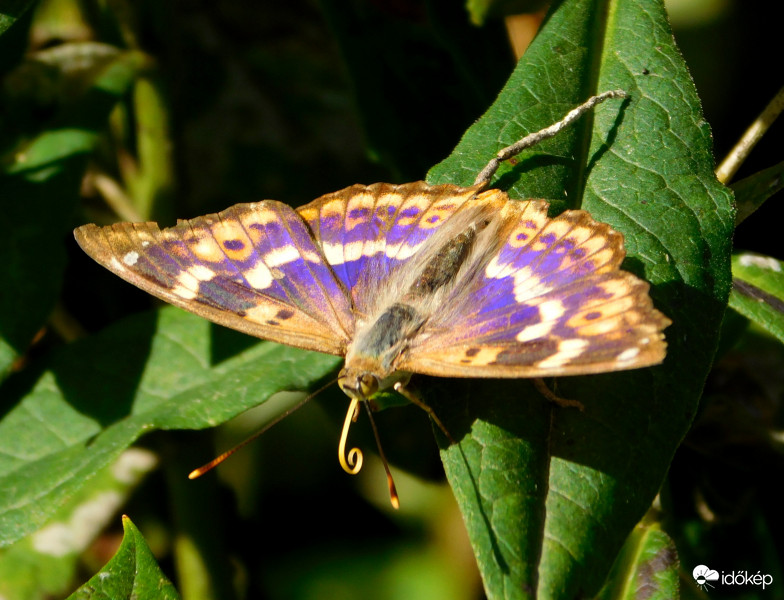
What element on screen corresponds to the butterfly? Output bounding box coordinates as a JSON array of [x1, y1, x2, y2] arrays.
[[74, 91, 670, 504]]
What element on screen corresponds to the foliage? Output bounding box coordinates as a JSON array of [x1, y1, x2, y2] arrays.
[[0, 0, 781, 599]]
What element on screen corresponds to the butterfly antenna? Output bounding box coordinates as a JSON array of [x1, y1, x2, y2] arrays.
[[474, 90, 627, 186], [363, 400, 400, 510], [189, 378, 337, 480]]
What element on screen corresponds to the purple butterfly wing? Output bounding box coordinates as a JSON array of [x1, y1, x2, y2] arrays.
[[75, 201, 354, 355], [297, 182, 486, 314], [400, 194, 671, 377]]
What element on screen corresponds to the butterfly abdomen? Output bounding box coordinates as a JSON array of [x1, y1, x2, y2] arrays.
[[405, 225, 480, 300]]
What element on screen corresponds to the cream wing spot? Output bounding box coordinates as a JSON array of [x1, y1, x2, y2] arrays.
[[538, 299, 566, 322], [586, 247, 617, 272], [188, 265, 217, 281], [343, 239, 365, 263], [396, 241, 426, 260], [123, 251, 139, 266], [264, 245, 300, 267], [344, 192, 374, 231], [542, 220, 574, 239], [516, 321, 555, 343], [171, 282, 197, 300], [322, 241, 345, 265], [243, 203, 281, 225], [513, 268, 554, 302], [569, 225, 593, 245], [244, 261, 274, 289], [171, 265, 216, 300], [484, 255, 506, 279], [244, 303, 279, 324], [616, 347, 641, 364], [575, 314, 633, 337], [359, 238, 385, 258], [384, 242, 403, 259], [581, 236, 614, 262], [536, 338, 590, 370], [302, 249, 323, 263]]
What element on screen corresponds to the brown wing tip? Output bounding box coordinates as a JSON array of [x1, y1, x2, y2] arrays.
[[73, 223, 114, 264], [73, 222, 98, 246]]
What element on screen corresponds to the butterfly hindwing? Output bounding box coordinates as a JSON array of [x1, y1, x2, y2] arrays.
[[400, 197, 670, 377], [74, 201, 354, 355]]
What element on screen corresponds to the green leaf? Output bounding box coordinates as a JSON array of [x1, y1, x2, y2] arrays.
[[0, 0, 35, 37], [731, 159, 784, 225], [429, 0, 733, 597], [729, 253, 784, 344], [596, 520, 680, 600], [66, 516, 180, 600], [0, 161, 83, 381], [0, 449, 157, 600], [0, 47, 146, 380], [0, 306, 341, 547]]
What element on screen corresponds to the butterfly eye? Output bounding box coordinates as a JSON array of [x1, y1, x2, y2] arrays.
[[337, 370, 379, 400], [358, 373, 379, 398]]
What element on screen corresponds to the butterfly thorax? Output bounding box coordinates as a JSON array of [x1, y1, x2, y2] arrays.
[[338, 214, 490, 401], [338, 303, 423, 399]]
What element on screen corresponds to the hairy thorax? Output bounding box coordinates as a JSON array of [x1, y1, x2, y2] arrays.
[[338, 203, 497, 399]]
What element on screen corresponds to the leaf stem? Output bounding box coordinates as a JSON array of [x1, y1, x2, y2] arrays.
[[716, 86, 784, 184]]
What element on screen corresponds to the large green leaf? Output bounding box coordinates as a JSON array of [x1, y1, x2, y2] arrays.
[[0, 449, 156, 599], [0, 307, 341, 546], [428, 0, 733, 597]]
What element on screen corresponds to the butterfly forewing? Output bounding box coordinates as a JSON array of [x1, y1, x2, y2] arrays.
[[400, 197, 670, 377], [297, 182, 486, 314], [74, 201, 354, 355]]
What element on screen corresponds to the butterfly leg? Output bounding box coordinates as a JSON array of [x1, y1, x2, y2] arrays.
[[533, 378, 584, 411], [393, 381, 456, 445], [473, 90, 628, 186]]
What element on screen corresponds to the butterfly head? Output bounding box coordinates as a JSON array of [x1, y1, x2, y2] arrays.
[[337, 369, 379, 401], [337, 361, 412, 402]]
